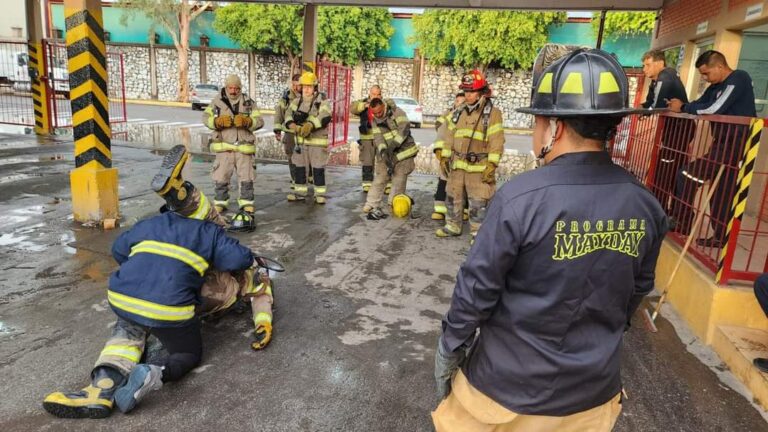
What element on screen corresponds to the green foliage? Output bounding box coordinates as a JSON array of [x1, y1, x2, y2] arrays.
[[410, 10, 567, 69], [117, 0, 211, 47], [318, 7, 394, 65], [213, 5, 394, 66], [213, 4, 303, 59], [592, 12, 657, 39]]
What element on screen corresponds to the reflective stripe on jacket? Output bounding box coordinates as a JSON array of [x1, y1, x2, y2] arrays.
[[203, 90, 264, 153], [108, 211, 253, 327], [284, 93, 332, 147], [442, 97, 504, 172]]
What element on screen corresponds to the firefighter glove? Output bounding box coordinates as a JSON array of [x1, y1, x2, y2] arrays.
[[481, 162, 497, 184], [440, 157, 451, 178], [251, 322, 273, 350], [234, 114, 252, 129], [434, 337, 465, 401], [214, 115, 233, 129], [299, 123, 314, 137]]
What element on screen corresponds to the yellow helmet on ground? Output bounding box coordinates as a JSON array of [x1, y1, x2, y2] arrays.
[[392, 194, 413, 218], [299, 72, 318, 86]]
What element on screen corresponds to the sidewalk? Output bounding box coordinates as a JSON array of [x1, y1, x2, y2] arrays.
[[0, 133, 766, 431]]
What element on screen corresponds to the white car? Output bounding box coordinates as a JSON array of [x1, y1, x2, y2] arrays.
[[191, 83, 219, 110], [391, 97, 423, 128]]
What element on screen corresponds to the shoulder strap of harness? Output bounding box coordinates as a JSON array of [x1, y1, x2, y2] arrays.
[[482, 98, 493, 128]]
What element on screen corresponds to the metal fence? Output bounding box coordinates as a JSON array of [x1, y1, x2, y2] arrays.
[[317, 59, 351, 148], [0, 39, 126, 131], [611, 111, 767, 284]]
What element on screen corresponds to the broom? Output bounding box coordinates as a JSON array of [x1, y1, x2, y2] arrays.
[[642, 164, 725, 332]]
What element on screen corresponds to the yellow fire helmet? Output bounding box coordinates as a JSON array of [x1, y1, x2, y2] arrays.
[[392, 194, 413, 218], [299, 72, 318, 86]]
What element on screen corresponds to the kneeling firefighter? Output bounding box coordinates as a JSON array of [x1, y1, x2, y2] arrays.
[[203, 74, 264, 232], [43, 145, 276, 419], [284, 72, 333, 204]]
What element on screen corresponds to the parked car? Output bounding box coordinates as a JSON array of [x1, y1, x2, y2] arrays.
[[0, 51, 69, 97], [191, 83, 219, 110], [390, 96, 423, 128]]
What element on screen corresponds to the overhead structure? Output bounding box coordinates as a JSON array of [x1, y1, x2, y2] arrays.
[[231, 0, 662, 10]]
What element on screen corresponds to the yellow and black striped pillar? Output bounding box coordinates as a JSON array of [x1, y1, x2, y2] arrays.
[[27, 42, 50, 134], [716, 118, 764, 283], [25, 0, 50, 134], [64, 0, 118, 223]]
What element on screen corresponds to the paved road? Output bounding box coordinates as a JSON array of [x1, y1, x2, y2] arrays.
[[0, 133, 766, 431], [125, 103, 534, 153]]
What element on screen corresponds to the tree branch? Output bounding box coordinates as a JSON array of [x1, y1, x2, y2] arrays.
[[190, 1, 212, 22]]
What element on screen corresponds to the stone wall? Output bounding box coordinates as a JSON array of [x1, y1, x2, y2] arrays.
[[252, 54, 292, 110], [108, 45, 151, 100], [205, 50, 249, 96], [360, 60, 413, 99], [155, 48, 200, 102]]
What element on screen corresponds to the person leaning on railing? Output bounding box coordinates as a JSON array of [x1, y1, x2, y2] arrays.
[[666, 50, 756, 248], [640, 49, 696, 212]]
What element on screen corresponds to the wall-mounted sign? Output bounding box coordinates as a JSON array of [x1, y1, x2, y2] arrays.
[[696, 21, 709, 35], [746, 3, 764, 21]]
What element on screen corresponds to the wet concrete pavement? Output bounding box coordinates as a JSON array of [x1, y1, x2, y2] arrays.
[[0, 132, 766, 431]]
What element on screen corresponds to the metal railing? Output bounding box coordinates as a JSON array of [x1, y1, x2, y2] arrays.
[[611, 111, 766, 284], [316, 59, 351, 148], [0, 41, 38, 127]]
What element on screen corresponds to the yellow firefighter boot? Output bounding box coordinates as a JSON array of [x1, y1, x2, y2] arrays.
[[42, 367, 123, 419]]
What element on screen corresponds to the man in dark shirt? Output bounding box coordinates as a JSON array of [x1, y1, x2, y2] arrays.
[[641, 49, 695, 212], [667, 50, 756, 247], [432, 49, 668, 431]]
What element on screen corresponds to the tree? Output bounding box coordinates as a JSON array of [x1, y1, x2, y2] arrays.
[[213, 4, 394, 70], [411, 10, 567, 70], [118, 0, 212, 102], [592, 11, 657, 39]]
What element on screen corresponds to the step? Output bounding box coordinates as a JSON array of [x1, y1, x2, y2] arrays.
[[713, 325, 768, 410]]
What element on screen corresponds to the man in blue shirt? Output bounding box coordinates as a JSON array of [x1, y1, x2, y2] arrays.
[[641, 49, 696, 212], [667, 50, 756, 247]]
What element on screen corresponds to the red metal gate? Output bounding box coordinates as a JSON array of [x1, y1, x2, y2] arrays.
[[0, 40, 39, 128], [43, 40, 127, 130], [316, 59, 351, 149]]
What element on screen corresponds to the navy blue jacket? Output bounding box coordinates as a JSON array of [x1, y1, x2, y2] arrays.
[[643, 67, 688, 109], [109, 212, 253, 328], [441, 152, 668, 416], [684, 70, 756, 163]]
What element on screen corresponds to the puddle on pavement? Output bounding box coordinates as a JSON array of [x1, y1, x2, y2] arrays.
[[112, 122, 212, 153]]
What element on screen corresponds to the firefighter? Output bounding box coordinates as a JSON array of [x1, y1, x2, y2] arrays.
[[350, 85, 397, 193], [274, 73, 301, 188], [436, 70, 505, 243], [203, 74, 264, 232], [362, 98, 419, 218], [283, 71, 332, 204], [432, 91, 465, 220], [432, 49, 668, 432], [42, 145, 275, 419]]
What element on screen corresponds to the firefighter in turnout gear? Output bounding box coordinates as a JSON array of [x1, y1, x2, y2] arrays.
[[432, 92, 465, 220], [350, 85, 396, 192], [203, 74, 264, 231], [362, 98, 419, 215], [274, 74, 301, 189], [284, 72, 332, 204], [436, 70, 505, 242], [43, 146, 275, 419], [432, 49, 667, 432]]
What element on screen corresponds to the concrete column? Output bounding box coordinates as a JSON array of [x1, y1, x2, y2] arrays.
[[714, 29, 743, 68], [352, 63, 363, 100], [412, 49, 422, 100], [199, 48, 207, 84], [64, 0, 119, 224], [677, 40, 698, 99], [25, 0, 50, 134], [149, 44, 158, 99], [248, 51, 257, 100], [302, 4, 317, 73]]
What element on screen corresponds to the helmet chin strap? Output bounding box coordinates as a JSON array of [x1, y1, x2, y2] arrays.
[[536, 118, 559, 163]]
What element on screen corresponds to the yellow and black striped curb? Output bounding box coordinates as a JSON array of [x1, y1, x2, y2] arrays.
[[716, 118, 764, 283], [65, 6, 111, 169], [27, 42, 49, 133]]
